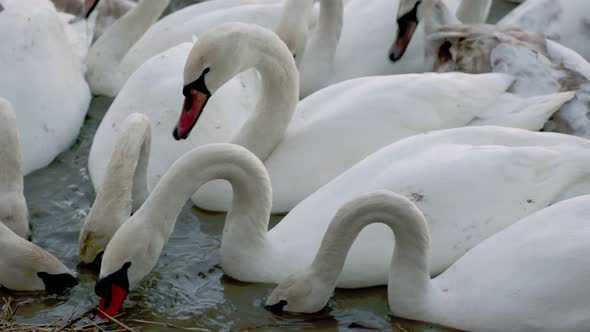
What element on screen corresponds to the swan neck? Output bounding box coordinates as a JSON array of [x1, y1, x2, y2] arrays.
[[86, 0, 169, 93], [139, 144, 272, 245], [0, 106, 22, 192], [421, 0, 460, 36], [314, 0, 343, 52], [230, 32, 299, 161], [310, 192, 433, 300], [93, 116, 151, 222]]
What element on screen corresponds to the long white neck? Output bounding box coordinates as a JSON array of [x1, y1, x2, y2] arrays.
[[275, 0, 314, 66], [93, 113, 151, 218], [228, 29, 299, 161], [86, 0, 169, 95], [0, 99, 23, 193], [455, 0, 491, 24], [299, 0, 343, 97], [137, 143, 272, 248], [309, 191, 442, 315]]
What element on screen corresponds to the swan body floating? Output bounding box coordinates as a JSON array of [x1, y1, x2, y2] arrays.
[[172, 22, 573, 212], [95, 125, 590, 315], [85, 0, 309, 96], [394, 0, 590, 138], [0, 98, 77, 293], [268, 191, 590, 332], [0, 0, 91, 175], [80, 113, 151, 264]]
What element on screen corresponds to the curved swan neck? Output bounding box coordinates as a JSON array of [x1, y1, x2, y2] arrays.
[[275, 0, 314, 66], [139, 144, 272, 245], [309, 191, 434, 301], [228, 27, 299, 161], [0, 100, 23, 192], [86, 0, 169, 93], [94, 114, 151, 218]]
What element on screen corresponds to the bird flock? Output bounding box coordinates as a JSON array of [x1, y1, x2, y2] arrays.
[[2, 0, 590, 331]]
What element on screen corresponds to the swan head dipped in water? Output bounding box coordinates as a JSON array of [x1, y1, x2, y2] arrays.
[[267, 190, 430, 314], [172, 22, 298, 141], [95, 143, 272, 316], [79, 113, 151, 266], [265, 268, 332, 314]]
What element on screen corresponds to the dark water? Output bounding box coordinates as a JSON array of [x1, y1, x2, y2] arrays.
[[1, 1, 517, 331]]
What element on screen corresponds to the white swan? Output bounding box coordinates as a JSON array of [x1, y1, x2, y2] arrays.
[[294, 0, 492, 97], [0, 98, 29, 238], [499, 0, 590, 61], [94, 125, 590, 316], [393, 0, 590, 138], [0, 0, 91, 175], [170, 22, 572, 212], [0, 98, 78, 293], [267, 191, 590, 332], [0, 222, 78, 293], [80, 113, 151, 264], [85, 0, 310, 96]]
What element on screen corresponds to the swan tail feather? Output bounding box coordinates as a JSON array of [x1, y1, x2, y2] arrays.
[[470, 91, 576, 130]]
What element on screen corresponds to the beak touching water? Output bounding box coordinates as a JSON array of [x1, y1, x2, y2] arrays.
[[95, 262, 131, 318], [389, 1, 421, 62], [173, 68, 211, 140]]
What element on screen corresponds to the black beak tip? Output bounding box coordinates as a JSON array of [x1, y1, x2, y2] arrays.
[[264, 300, 288, 314], [172, 127, 183, 141]]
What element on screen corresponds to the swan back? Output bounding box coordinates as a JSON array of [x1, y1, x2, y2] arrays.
[[0, 98, 28, 238], [80, 113, 151, 264]]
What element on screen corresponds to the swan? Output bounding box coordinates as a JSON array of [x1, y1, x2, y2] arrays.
[[0, 98, 29, 238], [0, 221, 78, 293], [267, 191, 590, 332], [171, 22, 573, 212], [85, 0, 312, 96], [294, 0, 492, 97], [0, 98, 78, 293], [94, 125, 590, 316], [0, 0, 91, 175], [392, 0, 590, 138], [498, 0, 590, 61], [80, 113, 151, 265]]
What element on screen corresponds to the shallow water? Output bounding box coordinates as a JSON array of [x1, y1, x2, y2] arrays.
[[2, 1, 517, 331]]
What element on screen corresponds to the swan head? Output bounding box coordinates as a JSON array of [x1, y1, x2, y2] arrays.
[[390, 0, 422, 61], [265, 269, 333, 314], [173, 23, 291, 140], [0, 192, 29, 239], [95, 214, 164, 316]]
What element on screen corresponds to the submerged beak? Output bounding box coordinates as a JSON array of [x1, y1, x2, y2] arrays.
[[264, 300, 288, 314], [97, 284, 128, 318], [173, 88, 210, 140], [389, 1, 421, 62]]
